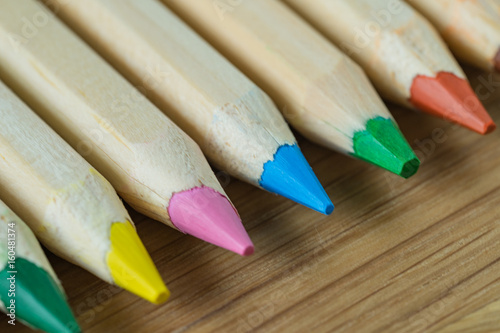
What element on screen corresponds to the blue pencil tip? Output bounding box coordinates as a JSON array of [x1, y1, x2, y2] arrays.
[[259, 144, 334, 215]]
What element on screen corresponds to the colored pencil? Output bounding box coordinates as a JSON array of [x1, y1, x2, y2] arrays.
[[0, 199, 80, 333], [164, 0, 420, 178], [408, 0, 500, 73], [43, 0, 333, 215], [0, 0, 253, 255], [283, 0, 496, 135], [0, 80, 168, 304]]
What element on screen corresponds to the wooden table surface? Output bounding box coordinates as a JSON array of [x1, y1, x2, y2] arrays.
[[2, 68, 500, 333]]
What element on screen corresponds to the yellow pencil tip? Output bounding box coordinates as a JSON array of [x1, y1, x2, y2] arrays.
[[108, 221, 170, 304]]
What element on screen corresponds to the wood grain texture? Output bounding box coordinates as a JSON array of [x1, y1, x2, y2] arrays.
[[437, 299, 500, 333], [1, 68, 499, 332]]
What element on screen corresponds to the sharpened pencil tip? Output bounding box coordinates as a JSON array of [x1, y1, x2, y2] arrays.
[[259, 144, 333, 215], [352, 117, 420, 178], [108, 222, 170, 305], [483, 122, 497, 135], [168, 186, 254, 256], [241, 244, 255, 257], [410, 72, 496, 135], [0, 258, 81, 333], [400, 158, 421, 179]]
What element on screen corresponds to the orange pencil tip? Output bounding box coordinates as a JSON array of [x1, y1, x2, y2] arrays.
[[410, 72, 496, 135], [483, 122, 496, 134]]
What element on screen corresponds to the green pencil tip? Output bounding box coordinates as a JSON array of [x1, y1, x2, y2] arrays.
[[0, 258, 80, 333], [352, 117, 420, 178]]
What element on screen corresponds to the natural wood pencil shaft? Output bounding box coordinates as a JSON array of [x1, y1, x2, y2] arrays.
[[163, 0, 393, 154], [0, 80, 129, 282], [408, 0, 500, 71], [283, 0, 465, 106], [43, 0, 295, 186], [0, 0, 225, 227], [282, 0, 496, 135], [0, 199, 59, 286]]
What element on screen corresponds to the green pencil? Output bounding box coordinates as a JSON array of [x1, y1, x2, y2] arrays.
[[0, 199, 80, 333]]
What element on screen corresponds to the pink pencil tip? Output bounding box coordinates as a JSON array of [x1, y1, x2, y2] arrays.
[[168, 186, 254, 256]]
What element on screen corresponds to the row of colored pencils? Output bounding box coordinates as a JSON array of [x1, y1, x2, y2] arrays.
[[0, 0, 498, 332]]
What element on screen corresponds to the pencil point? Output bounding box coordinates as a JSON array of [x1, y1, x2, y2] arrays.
[[259, 144, 333, 215], [495, 48, 500, 72], [108, 222, 170, 304], [352, 117, 420, 178], [0, 258, 80, 333], [169, 187, 254, 256], [410, 72, 496, 134]]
